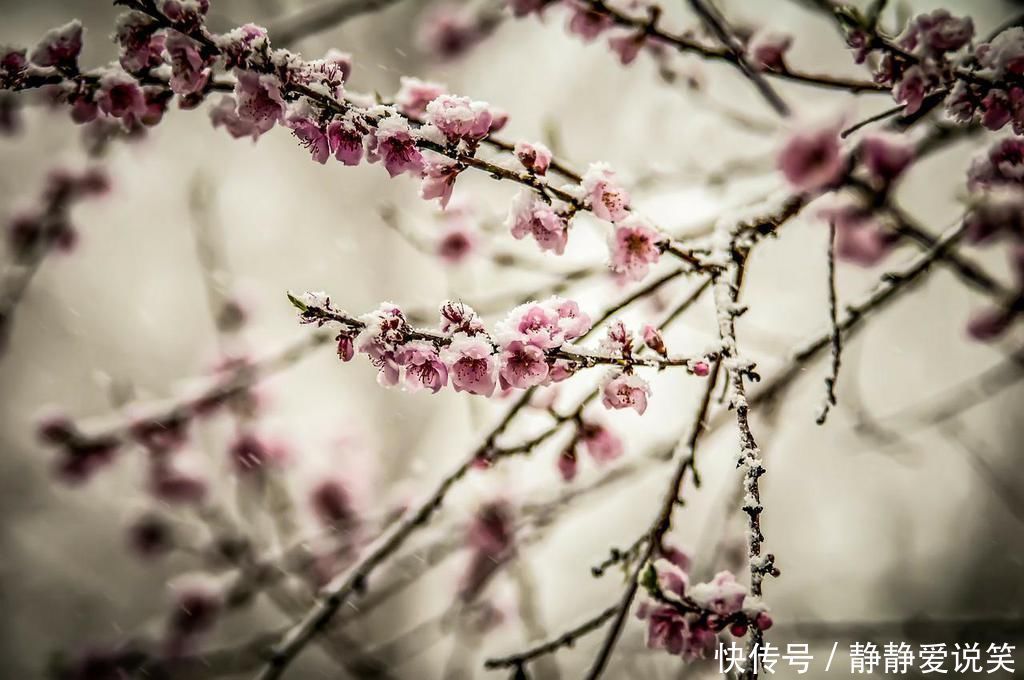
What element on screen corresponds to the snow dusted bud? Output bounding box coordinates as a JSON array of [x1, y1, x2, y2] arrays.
[[558, 445, 578, 481], [424, 94, 494, 144], [420, 158, 462, 208], [966, 138, 1024, 192], [748, 30, 792, 71], [439, 301, 485, 335], [442, 334, 497, 396], [691, 360, 710, 377], [395, 76, 446, 118], [233, 71, 285, 138], [601, 371, 652, 415], [860, 133, 914, 184], [30, 20, 83, 69], [601, 319, 634, 357], [368, 113, 425, 178], [777, 121, 845, 192], [609, 216, 665, 281], [97, 69, 147, 120], [754, 611, 774, 631], [514, 141, 552, 175], [642, 324, 667, 356], [582, 162, 631, 222], [505, 190, 570, 255]]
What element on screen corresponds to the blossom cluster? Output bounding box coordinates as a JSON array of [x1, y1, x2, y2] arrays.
[[637, 554, 772, 660]]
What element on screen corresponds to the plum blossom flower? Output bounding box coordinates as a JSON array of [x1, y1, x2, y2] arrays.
[[514, 141, 552, 175], [777, 121, 845, 192], [159, 0, 210, 27], [416, 4, 494, 61], [498, 340, 550, 390], [436, 224, 478, 265], [287, 114, 330, 164], [424, 94, 494, 144], [420, 158, 461, 208], [439, 301, 486, 336], [902, 9, 974, 56], [395, 340, 448, 393], [356, 302, 410, 386], [310, 479, 359, 530], [894, 65, 928, 115], [165, 33, 210, 96], [567, 1, 614, 42], [233, 71, 285, 138], [609, 216, 665, 281], [860, 133, 914, 184], [558, 446, 578, 481], [819, 200, 896, 266], [210, 95, 263, 140], [497, 298, 591, 349], [688, 570, 748, 617], [29, 20, 83, 68], [368, 114, 425, 178], [114, 12, 165, 74], [505, 190, 570, 255], [601, 371, 651, 415], [580, 421, 624, 463], [964, 189, 1024, 244], [643, 324, 667, 356], [582, 162, 631, 222], [216, 23, 270, 69], [326, 116, 365, 165], [395, 77, 445, 118], [748, 30, 792, 71], [442, 334, 497, 396], [600, 319, 634, 357], [966, 138, 1024, 191], [608, 31, 646, 66], [96, 69, 147, 120]]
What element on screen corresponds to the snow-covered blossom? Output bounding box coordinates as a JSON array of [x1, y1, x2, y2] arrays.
[[860, 133, 914, 184], [893, 65, 927, 115], [395, 77, 445, 118], [963, 188, 1024, 244], [165, 33, 210, 96], [899, 9, 974, 57], [216, 23, 270, 70], [582, 162, 631, 222], [326, 116, 365, 165], [233, 71, 285, 138], [287, 113, 331, 164], [420, 158, 461, 208], [29, 20, 83, 68], [424, 94, 494, 144], [114, 13, 165, 74], [748, 30, 792, 71], [505, 190, 570, 255], [600, 319, 634, 357], [498, 340, 550, 389], [514, 141, 552, 175], [439, 301, 486, 336], [368, 113, 425, 178], [777, 122, 845, 192], [601, 371, 651, 415], [356, 302, 409, 386], [442, 334, 497, 396], [580, 421, 624, 463], [1, 46, 28, 89], [609, 216, 664, 281], [497, 298, 591, 349], [688, 570, 748, 617], [96, 69, 147, 120], [158, 0, 210, 27], [966, 137, 1024, 191], [395, 340, 449, 393]]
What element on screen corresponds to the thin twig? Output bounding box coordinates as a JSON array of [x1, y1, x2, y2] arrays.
[[816, 221, 841, 425]]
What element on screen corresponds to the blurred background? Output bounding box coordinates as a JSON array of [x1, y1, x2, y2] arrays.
[[2, 0, 1023, 677]]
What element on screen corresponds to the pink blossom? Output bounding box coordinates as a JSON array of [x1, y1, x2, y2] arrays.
[[967, 138, 1024, 191], [582, 162, 631, 222], [688, 570, 747, 617], [609, 216, 664, 281], [975, 27, 1024, 81], [165, 33, 210, 96], [395, 77, 446, 118], [336, 332, 355, 361], [368, 115, 425, 178], [0, 46, 28, 88], [505, 190, 570, 255], [893, 65, 926, 115], [395, 340, 449, 393], [442, 334, 497, 396], [326, 117, 365, 165], [552, 298, 592, 340], [324, 49, 353, 82], [660, 542, 692, 573], [498, 297, 590, 349], [233, 70, 285, 138], [424, 94, 494, 144], [436, 224, 478, 265], [860, 133, 914, 184], [499, 339, 550, 390], [608, 32, 645, 66], [905, 9, 974, 55], [97, 70, 147, 120], [691, 360, 710, 377], [748, 30, 792, 71], [642, 324, 667, 356], [216, 23, 270, 70], [777, 122, 845, 192], [601, 319, 634, 357], [356, 302, 409, 386], [514, 141, 552, 175], [228, 432, 285, 473], [439, 301, 486, 336], [567, 1, 614, 42], [416, 5, 493, 61], [287, 115, 331, 164], [69, 94, 99, 124], [580, 422, 624, 463], [29, 20, 83, 68], [310, 479, 358, 530], [420, 158, 461, 208], [964, 190, 1024, 244], [819, 201, 896, 266], [159, 0, 210, 27], [114, 12, 165, 74], [210, 95, 263, 140], [601, 372, 651, 415], [980, 89, 1013, 131], [558, 447, 578, 481]]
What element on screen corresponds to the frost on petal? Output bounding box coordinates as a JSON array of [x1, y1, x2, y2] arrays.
[[29, 20, 83, 68], [395, 340, 449, 393], [368, 114, 424, 178], [233, 70, 285, 137], [514, 141, 552, 175], [581, 162, 631, 222], [441, 334, 497, 396], [601, 371, 651, 415], [608, 215, 664, 281], [504, 190, 570, 255], [326, 117, 365, 165], [166, 32, 210, 96], [424, 94, 494, 144], [96, 69, 147, 120], [395, 76, 446, 118], [420, 158, 461, 208]]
